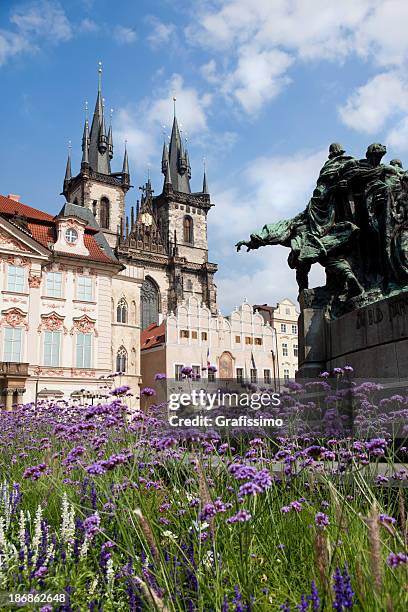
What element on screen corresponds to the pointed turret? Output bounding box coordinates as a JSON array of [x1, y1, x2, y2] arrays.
[[63, 142, 72, 196], [202, 168, 209, 194], [88, 62, 111, 174], [166, 102, 191, 193], [81, 104, 90, 167], [108, 108, 113, 159], [161, 140, 169, 174], [122, 142, 129, 177]]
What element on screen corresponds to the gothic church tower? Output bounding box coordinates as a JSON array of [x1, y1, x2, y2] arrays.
[[62, 64, 130, 248]]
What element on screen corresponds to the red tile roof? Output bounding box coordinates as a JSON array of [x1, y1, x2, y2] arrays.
[[141, 322, 166, 350], [0, 195, 54, 221], [1, 194, 116, 265]]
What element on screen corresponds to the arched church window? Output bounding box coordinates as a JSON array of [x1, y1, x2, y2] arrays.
[[100, 197, 110, 229], [117, 298, 128, 324], [116, 346, 127, 373], [186, 279, 193, 291], [141, 277, 159, 330], [183, 216, 193, 244]]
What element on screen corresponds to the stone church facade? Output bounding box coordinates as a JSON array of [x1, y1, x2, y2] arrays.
[[1, 68, 222, 406]]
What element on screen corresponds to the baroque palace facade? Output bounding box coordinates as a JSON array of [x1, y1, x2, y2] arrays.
[[0, 69, 295, 407]]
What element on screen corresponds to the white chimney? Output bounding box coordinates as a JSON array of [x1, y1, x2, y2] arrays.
[[7, 194, 21, 202]]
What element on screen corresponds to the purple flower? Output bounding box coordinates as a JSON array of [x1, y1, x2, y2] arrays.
[[226, 510, 252, 524], [207, 365, 217, 373], [154, 373, 166, 380], [319, 371, 330, 378], [379, 514, 396, 525], [315, 512, 329, 528], [308, 580, 320, 611], [110, 384, 131, 396], [238, 482, 263, 497], [83, 512, 101, 539], [181, 366, 193, 377], [141, 387, 156, 397], [333, 565, 354, 610], [387, 552, 408, 567]]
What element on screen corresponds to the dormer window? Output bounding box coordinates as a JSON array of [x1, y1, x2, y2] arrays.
[[65, 228, 78, 244]]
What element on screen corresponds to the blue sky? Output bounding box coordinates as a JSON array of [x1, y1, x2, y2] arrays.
[[2, 0, 408, 312]]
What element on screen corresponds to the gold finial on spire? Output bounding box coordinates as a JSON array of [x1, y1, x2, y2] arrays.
[[68, 140, 72, 152]]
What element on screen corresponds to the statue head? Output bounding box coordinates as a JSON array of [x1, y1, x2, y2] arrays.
[[390, 158, 403, 169], [328, 143, 345, 159], [366, 143, 386, 167]]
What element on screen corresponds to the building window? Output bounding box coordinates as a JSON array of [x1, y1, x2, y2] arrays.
[[141, 277, 159, 330], [208, 369, 216, 382], [191, 331, 198, 340], [235, 335, 241, 343], [117, 298, 128, 323], [43, 331, 61, 366], [78, 275, 93, 301], [254, 337, 262, 346], [175, 364, 183, 381], [286, 308, 290, 315], [192, 365, 201, 379], [264, 369, 271, 384], [283, 369, 290, 382], [65, 228, 78, 244], [245, 337, 253, 345], [294, 344, 298, 357], [7, 265, 25, 292], [292, 324, 297, 334], [3, 327, 22, 362], [76, 332, 92, 368], [280, 323, 287, 333], [186, 279, 193, 291], [180, 330, 189, 339], [183, 216, 193, 244], [100, 197, 110, 229], [116, 346, 127, 373], [236, 367, 244, 382], [250, 368, 257, 383], [46, 272, 62, 298], [282, 343, 288, 357], [201, 331, 208, 341]]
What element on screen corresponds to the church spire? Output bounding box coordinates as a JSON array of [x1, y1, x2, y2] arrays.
[[122, 141, 129, 177], [202, 161, 209, 194], [63, 141, 72, 196], [81, 101, 89, 167], [166, 100, 191, 193], [88, 62, 111, 174]]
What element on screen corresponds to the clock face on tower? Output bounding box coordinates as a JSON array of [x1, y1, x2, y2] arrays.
[[141, 212, 152, 226]]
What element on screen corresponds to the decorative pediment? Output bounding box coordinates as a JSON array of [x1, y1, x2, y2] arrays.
[[0, 218, 50, 260], [70, 315, 98, 336], [0, 229, 30, 253], [1, 308, 28, 329], [37, 312, 68, 335]]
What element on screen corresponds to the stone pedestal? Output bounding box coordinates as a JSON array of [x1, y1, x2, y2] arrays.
[[297, 292, 408, 379]]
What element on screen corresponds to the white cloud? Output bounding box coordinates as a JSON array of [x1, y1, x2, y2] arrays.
[[10, 0, 72, 41], [386, 116, 408, 153], [186, 0, 408, 117], [146, 17, 175, 48], [209, 147, 328, 311], [78, 18, 99, 33], [338, 72, 408, 134], [0, 0, 72, 66], [113, 26, 137, 45], [115, 74, 212, 171]]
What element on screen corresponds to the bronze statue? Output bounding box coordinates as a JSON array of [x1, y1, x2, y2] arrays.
[[237, 143, 408, 316]]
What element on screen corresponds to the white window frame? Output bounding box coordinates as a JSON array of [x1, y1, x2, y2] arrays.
[[43, 330, 61, 366], [46, 271, 63, 298], [7, 265, 25, 293], [250, 368, 257, 383], [236, 367, 244, 382], [77, 275, 93, 302], [292, 324, 297, 334], [282, 342, 288, 357], [3, 327, 23, 362], [175, 363, 183, 381], [294, 344, 298, 357], [283, 368, 290, 382], [263, 369, 271, 384], [280, 323, 287, 333], [76, 332, 92, 368]]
